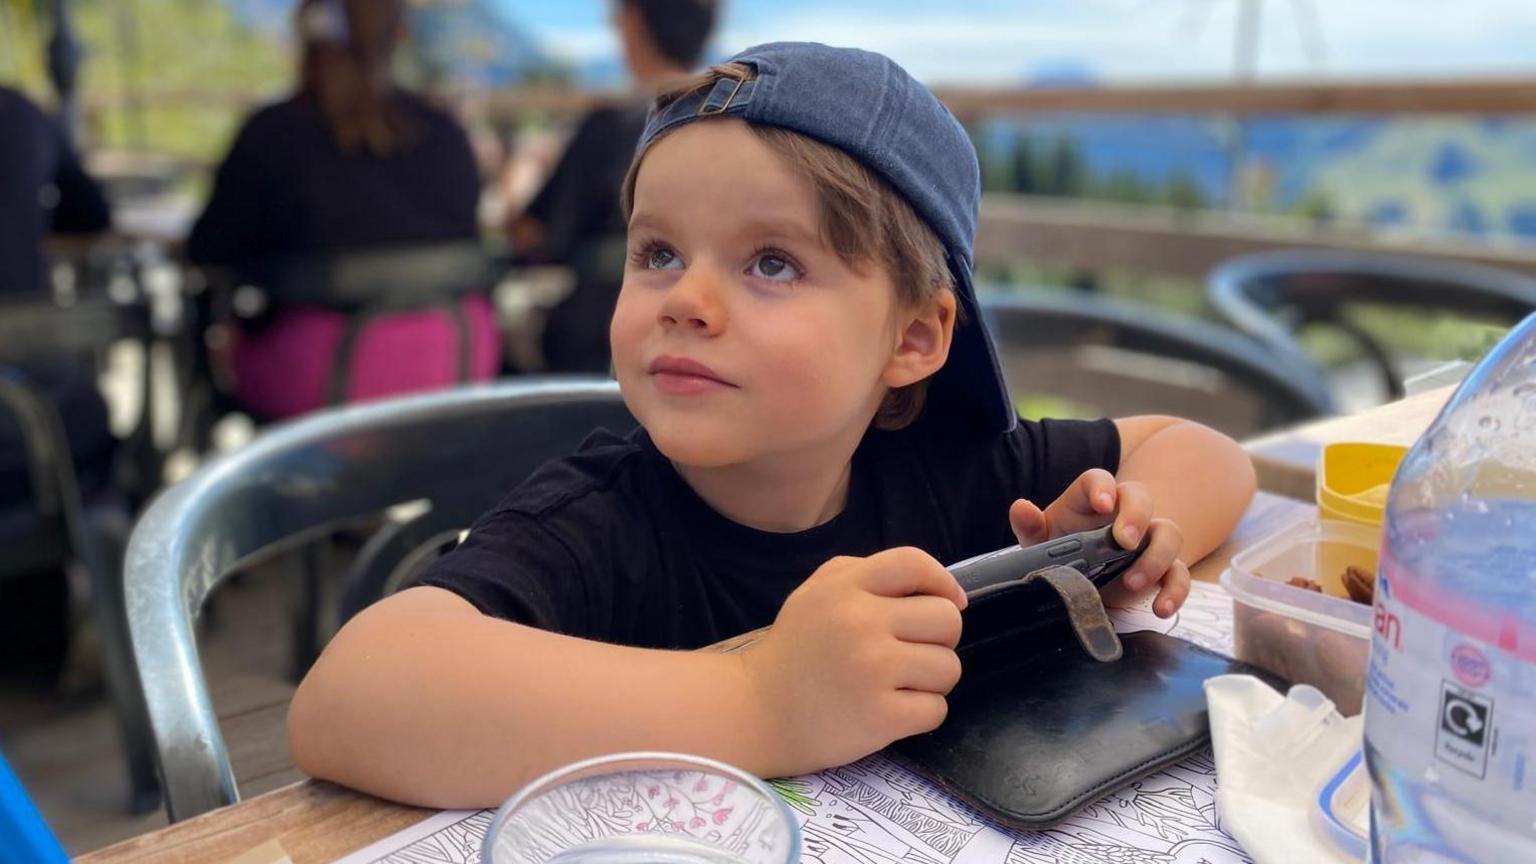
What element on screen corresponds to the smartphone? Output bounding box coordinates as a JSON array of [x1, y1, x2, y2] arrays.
[[949, 524, 1144, 603]]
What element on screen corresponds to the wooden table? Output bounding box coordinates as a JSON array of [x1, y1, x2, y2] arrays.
[[1244, 385, 1453, 500], [80, 492, 1312, 864]]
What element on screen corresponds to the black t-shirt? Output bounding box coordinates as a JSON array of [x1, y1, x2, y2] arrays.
[[186, 92, 480, 270], [416, 413, 1120, 650]]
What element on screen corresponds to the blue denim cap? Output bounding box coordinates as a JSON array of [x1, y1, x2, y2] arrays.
[[634, 41, 1015, 435]]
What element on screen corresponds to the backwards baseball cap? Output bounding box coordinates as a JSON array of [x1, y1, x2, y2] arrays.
[[632, 41, 1016, 435]]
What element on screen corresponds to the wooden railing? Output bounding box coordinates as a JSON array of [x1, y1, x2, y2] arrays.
[[82, 79, 1536, 274], [974, 196, 1536, 277], [79, 77, 1536, 122]]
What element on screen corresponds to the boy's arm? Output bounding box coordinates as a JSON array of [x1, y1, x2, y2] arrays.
[[1112, 415, 1256, 563], [288, 585, 774, 808], [290, 544, 967, 809]]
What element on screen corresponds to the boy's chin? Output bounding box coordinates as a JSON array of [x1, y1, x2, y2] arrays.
[[645, 424, 749, 469]]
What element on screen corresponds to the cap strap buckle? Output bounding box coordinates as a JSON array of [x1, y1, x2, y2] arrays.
[[697, 76, 747, 116]]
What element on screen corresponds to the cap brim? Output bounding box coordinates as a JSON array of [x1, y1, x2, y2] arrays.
[[930, 269, 1016, 435]]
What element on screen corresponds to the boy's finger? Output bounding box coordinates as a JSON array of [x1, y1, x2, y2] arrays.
[[1008, 499, 1050, 545], [1119, 518, 1182, 592], [1065, 469, 1118, 517], [1111, 481, 1154, 549], [860, 547, 967, 609], [888, 690, 949, 737], [893, 644, 963, 694], [1153, 559, 1192, 618], [885, 595, 964, 648]]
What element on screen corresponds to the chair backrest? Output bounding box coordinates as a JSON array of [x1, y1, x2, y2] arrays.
[[980, 290, 1335, 435], [221, 241, 497, 407], [0, 293, 158, 499], [0, 365, 99, 580], [124, 377, 634, 821], [254, 241, 491, 312], [0, 294, 151, 365], [1208, 248, 1536, 399]]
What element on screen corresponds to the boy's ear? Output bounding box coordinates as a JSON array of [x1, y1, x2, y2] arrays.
[[883, 290, 957, 388]]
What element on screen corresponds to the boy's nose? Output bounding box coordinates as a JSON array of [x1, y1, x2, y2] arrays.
[[657, 265, 726, 335]]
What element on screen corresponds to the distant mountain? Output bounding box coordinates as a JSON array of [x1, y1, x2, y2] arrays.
[[1311, 119, 1536, 239], [408, 0, 552, 86], [1024, 58, 1099, 88], [984, 109, 1536, 241]]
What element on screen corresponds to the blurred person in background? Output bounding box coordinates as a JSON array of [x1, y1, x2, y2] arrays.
[[506, 0, 718, 374], [0, 85, 111, 296], [186, 0, 498, 420], [0, 85, 114, 676]]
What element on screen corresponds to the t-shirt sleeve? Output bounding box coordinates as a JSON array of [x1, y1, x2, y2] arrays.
[[1005, 416, 1122, 505], [413, 507, 597, 636], [911, 415, 1122, 558]]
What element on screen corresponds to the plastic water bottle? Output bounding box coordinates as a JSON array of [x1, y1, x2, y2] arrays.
[[1365, 312, 1536, 862]]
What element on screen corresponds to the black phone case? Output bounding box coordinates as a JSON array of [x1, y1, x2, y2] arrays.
[[889, 600, 1282, 831]]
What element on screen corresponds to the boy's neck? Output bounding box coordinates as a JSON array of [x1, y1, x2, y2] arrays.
[[673, 444, 858, 534]]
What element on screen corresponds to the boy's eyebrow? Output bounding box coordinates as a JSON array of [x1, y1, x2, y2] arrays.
[[628, 209, 824, 248], [731, 215, 822, 247], [627, 210, 669, 234]]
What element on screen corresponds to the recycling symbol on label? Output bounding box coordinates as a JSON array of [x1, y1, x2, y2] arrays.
[[1442, 695, 1488, 746]]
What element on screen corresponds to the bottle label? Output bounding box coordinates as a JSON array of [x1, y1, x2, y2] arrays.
[[1365, 555, 1535, 851]]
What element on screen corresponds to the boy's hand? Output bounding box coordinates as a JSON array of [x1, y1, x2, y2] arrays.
[[1008, 468, 1190, 618], [737, 548, 966, 774]]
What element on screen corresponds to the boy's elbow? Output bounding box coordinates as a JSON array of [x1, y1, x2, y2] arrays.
[[288, 663, 338, 782]]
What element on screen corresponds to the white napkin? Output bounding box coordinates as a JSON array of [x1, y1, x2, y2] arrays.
[[1204, 674, 1363, 864]]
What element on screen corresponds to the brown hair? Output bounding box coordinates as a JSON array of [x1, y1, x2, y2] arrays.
[[622, 62, 956, 430], [296, 0, 414, 156]]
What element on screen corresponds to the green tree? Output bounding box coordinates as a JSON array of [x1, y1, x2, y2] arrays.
[[1041, 134, 1084, 197], [1010, 134, 1038, 194], [1163, 171, 1206, 211], [1294, 187, 1337, 225], [1093, 169, 1154, 205]]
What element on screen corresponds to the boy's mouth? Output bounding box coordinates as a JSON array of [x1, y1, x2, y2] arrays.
[[647, 355, 737, 394]]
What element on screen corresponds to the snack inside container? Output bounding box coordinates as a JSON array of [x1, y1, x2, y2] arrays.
[[1220, 518, 1377, 715]]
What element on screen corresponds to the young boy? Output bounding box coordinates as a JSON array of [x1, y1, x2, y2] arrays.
[[289, 43, 1256, 808]]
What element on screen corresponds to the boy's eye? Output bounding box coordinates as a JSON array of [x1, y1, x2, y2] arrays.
[[646, 247, 683, 270], [748, 252, 801, 282]]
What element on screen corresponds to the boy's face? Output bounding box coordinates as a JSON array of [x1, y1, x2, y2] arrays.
[[612, 119, 909, 470]]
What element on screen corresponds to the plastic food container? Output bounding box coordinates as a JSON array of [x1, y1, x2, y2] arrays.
[[1312, 750, 1368, 862], [484, 752, 800, 864], [1314, 442, 1404, 596], [1316, 442, 1407, 527], [1221, 518, 1377, 715]]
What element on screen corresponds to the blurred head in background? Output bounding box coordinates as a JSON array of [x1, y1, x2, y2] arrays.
[[294, 0, 412, 156], [614, 0, 719, 84]]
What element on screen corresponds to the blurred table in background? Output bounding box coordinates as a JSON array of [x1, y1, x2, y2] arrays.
[[1244, 385, 1454, 500], [112, 197, 197, 250]]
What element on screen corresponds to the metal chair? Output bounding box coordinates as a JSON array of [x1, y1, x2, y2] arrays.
[[0, 294, 161, 814], [980, 289, 1335, 436], [181, 243, 503, 675], [1208, 249, 1536, 401], [124, 378, 634, 821], [0, 293, 160, 501]]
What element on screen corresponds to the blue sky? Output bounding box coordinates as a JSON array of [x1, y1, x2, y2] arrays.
[[492, 0, 1536, 84]]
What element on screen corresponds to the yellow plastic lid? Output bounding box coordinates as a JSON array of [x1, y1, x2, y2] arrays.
[[1316, 442, 1409, 528]]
